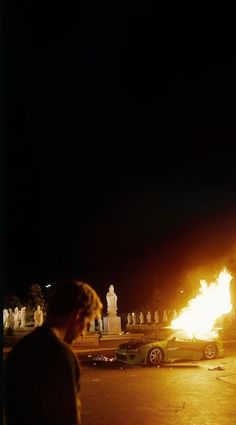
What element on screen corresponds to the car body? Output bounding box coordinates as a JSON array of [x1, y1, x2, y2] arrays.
[[115, 327, 224, 366]]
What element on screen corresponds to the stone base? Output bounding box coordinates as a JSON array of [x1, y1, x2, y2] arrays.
[[103, 316, 121, 334], [72, 334, 99, 346]]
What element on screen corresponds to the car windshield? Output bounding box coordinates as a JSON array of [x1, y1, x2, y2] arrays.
[[166, 331, 190, 341], [166, 329, 221, 342], [150, 327, 221, 342], [151, 328, 175, 341]]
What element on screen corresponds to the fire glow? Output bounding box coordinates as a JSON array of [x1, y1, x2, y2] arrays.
[[171, 269, 233, 339]]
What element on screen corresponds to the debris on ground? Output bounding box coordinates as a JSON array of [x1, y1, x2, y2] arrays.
[[89, 354, 116, 362], [208, 366, 225, 371]]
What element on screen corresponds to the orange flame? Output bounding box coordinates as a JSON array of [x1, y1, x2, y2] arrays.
[[171, 268, 232, 339]]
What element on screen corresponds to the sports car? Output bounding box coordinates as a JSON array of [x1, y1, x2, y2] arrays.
[[115, 328, 224, 366]]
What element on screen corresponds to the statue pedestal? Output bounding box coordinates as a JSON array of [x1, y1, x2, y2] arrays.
[[103, 316, 121, 334]]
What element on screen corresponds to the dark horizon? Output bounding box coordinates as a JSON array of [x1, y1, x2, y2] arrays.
[[5, 205, 236, 312]]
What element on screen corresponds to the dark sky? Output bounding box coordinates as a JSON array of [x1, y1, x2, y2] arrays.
[[5, 3, 236, 311]]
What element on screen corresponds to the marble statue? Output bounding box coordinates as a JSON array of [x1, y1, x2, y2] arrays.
[[132, 312, 137, 325], [8, 308, 15, 329], [3, 309, 9, 328], [232, 306, 236, 322], [139, 311, 144, 324], [146, 311, 152, 324], [163, 310, 168, 322], [13, 307, 20, 328], [20, 306, 26, 328], [90, 320, 95, 332], [127, 313, 132, 325], [103, 284, 121, 334], [106, 285, 117, 316], [172, 309, 177, 320], [34, 305, 44, 327], [98, 317, 103, 332], [154, 310, 159, 324]]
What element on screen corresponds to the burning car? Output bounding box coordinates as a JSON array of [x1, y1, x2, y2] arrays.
[[115, 328, 224, 366], [116, 269, 232, 367]]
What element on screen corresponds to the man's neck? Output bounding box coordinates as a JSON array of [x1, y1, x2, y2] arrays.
[[48, 325, 67, 342]]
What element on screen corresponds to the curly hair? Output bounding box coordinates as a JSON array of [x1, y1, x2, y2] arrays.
[[47, 280, 103, 320]]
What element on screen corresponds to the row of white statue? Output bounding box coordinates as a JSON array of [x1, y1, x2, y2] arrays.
[[127, 309, 178, 325], [3, 305, 44, 329]]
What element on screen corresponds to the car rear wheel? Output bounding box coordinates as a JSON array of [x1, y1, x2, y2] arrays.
[[203, 343, 218, 360], [147, 347, 163, 366]]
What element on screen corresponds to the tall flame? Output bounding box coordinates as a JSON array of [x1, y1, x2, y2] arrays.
[[171, 269, 232, 339]]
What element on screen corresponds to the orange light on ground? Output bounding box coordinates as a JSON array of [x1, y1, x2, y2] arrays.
[[171, 268, 232, 339]]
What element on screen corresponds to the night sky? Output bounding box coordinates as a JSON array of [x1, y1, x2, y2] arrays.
[[5, 3, 236, 311]]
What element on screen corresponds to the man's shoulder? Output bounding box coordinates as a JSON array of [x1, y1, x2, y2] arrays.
[[7, 327, 58, 357], [6, 327, 77, 369], [58, 341, 79, 364]]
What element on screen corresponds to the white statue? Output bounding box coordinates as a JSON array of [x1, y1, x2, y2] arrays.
[[146, 311, 152, 324], [13, 307, 20, 328], [139, 312, 144, 324], [132, 312, 137, 325], [127, 313, 132, 325], [98, 317, 103, 332], [34, 305, 43, 327], [172, 309, 177, 320], [106, 284, 117, 316], [8, 308, 14, 329], [3, 309, 9, 328], [20, 307, 26, 328], [163, 310, 168, 322], [232, 306, 236, 322], [154, 310, 159, 324], [90, 320, 95, 332]]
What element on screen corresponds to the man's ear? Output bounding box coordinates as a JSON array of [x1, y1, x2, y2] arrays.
[[75, 311, 81, 321], [68, 310, 79, 322], [75, 309, 84, 321]]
